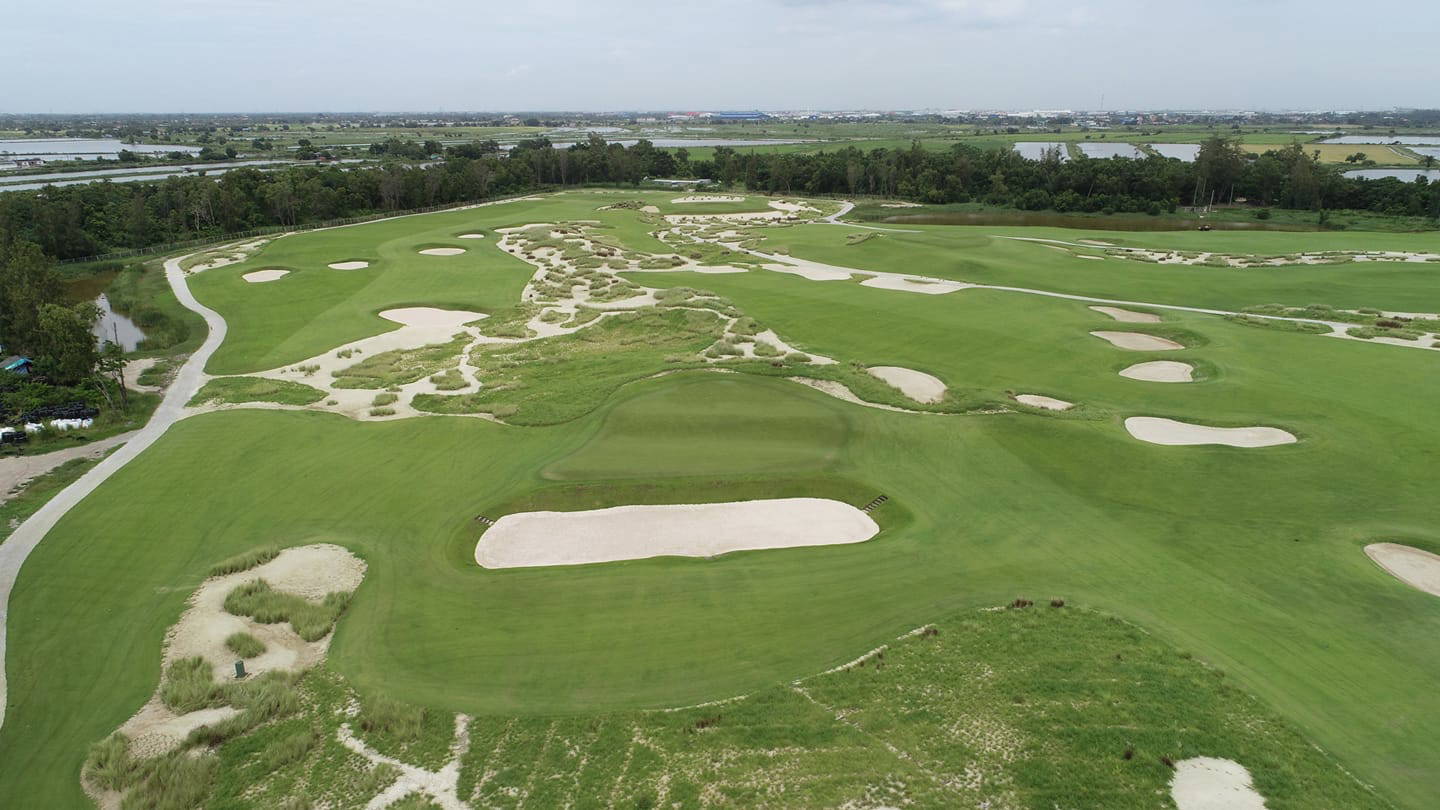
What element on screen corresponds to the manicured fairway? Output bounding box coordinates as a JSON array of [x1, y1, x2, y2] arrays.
[[3, 192, 1439, 808]]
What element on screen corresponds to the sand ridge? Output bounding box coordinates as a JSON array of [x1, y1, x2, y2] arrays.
[[1120, 361, 1194, 383], [867, 366, 947, 403], [476, 498, 880, 569], [1364, 543, 1440, 597], [1125, 417, 1296, 447]]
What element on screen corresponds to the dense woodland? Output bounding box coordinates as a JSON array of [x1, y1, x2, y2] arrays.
[[0, 137, 1435, 263]]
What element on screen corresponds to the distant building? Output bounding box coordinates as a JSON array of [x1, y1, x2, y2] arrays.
[[707, 111, 770, 121]]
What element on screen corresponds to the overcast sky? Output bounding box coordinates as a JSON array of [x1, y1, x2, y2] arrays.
[[5, 0, 1437, 113]]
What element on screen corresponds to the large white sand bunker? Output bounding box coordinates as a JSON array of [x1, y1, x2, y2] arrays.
[[242, 269, 289, 283], [1091, 331, 1184, 351], [868, 366, 946, 403], [456, 233, 486, 239], [328, 260, 370, 270], [1120, 361, 1194, 383], [1170, 758, 1268, 810], [1014, 394, 1073, 411], [418, 247, 466, 256], [1089, 305, 1161, 323], [379, 307, 486, 328], [1125, 417, 1297, 448], [476, 498, 879, 569], [860, 275, 968, 295], [1365, 543, 1440, 597]]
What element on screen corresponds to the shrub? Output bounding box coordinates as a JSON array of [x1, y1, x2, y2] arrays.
[[84, 734, 138, 791], [160, 657, 224, 713], [209, 546, 279, 577], [225, 632, 266, 659], [371, 393, 398, 407], [369, 407, 396, 417]]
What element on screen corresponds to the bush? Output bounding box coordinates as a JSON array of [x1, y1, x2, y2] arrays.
[[209, 546, 279, 577], [1254, 208, 1272, 220], [225, 632, 266, 659]]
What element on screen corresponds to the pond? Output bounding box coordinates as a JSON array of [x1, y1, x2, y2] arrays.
[[1075, 143, 1145, 159], [881, 211, 1303, 232], [0, 138, 199, 162], [1013, 142, 1069, 161], [1343, 168, 1440, 182], [1149, 143, 1200, 161], [91, 294, 146, 352]]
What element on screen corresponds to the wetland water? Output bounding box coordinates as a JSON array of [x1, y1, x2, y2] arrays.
[[0, 138, 199, 161], [91, 294, 146, 351]]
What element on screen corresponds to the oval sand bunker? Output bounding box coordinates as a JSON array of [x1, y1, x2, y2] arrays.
[[1014, 394, 1073, 411], [328, 260, 370, 270], [476, 498, 879, 569], [1089, 305, 1161, 323], [1091, 331, 1184, 351], [419, 247, 466, 256], [1170, 758, 1267, 810], [1365, 543, 1440, 597], [456, 233, 486, 239], [379, 307, 485, 328], [868, 366, 946, 403], [1126, 417, 1296, 447], [1120, 361, 1194, 383], [243, 269, 289, 283]]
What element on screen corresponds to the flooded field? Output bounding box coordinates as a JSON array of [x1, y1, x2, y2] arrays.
[[1076, 142, 1144, 159], [1322, 135, 1440, 145], [1343, 168, 1440, 182], [0, 138, 198, 162], [1013, 142, 1069, 160], [1149, 143, 1200, 161]]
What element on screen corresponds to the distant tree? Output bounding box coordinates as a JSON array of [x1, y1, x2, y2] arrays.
[[33, 303, 99, 385], [0, 241, 65, 352]]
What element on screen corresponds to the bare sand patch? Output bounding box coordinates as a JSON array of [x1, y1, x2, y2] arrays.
[[880, 201, 922, 208], [1090, 331, 1184, 351], [1120, 361, 1194, 383], [1170, 758, 1267, 810], [419, 247, 466, 256], [1077, 254, 1103, 260], [1089, 305, 1160, 323], [640, 205, 660, 214], [379, 307, 486, 328], [328, 260, 370, 270], [672, 195, 745, 203], [109, 544, 366, 762], [860, 275, 968, 295], [242, 269, 289, 283], [868, 366, 946, 403], [1365, 543, 1440, 597], [456, 233, 486, 239], [476, 498, 879, 569], [1014, 394, 1073, 411], [1125, 417, 1296, 447]]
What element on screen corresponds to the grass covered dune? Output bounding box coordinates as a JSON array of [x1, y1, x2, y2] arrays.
[[4, 191, 1440, 806]]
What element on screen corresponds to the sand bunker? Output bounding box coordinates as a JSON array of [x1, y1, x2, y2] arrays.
[[1170, 758, 1267, 810], [868, 366, 946, 403], [456, 233, 486, 239], [1091, 331, 1184, 351], [860, 276, 968, 295], [419, 247, 466, 256], [1089, 305, 1161, 323], [673, 195, 744, 203], [242, 269, 289, 283], [378, 307, 486, 328], [1125, 417, 1296, 447], [476, 498, 879, 569], [1120, 361, 1194, 383], [1365, 543, 1440, 597], [1014, 394, 1073, 411], [328, 261, 370, 270]]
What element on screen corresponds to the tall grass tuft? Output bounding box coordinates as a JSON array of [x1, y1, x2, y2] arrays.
[[223, 580, 352, 641], [358, 694, 425, 742], [84, 734, 139, 791], [225, 632, 266, 659], [209, 546, 279, 577], [118, 751, 218, 810], [160, 657, 224, 714]]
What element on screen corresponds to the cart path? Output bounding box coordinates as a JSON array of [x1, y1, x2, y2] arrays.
[[0, 253, 224, 731]]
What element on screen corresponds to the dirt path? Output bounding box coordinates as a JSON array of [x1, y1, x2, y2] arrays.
[[0, 252, 226, 731], [0, 431, 140, 502]]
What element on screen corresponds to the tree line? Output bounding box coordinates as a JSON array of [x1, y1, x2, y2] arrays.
[[1, 136, 1436, 263]]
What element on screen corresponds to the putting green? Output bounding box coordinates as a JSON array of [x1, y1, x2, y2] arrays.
[[4, 191, 1440, 808]]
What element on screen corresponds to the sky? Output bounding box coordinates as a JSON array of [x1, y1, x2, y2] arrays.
[[4, 0, 1437, 113]]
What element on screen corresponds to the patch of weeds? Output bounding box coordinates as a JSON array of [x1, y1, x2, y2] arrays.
[[429, 369, 468, 390], [135, 359, 175, 387], [223, 580, 353, 642], [371, 393, 398, 407], [84, 734, 140, 791], [369, 407, 397, 417], [333, 336, 469, 389], [225, 632, 266, 659], [1348, 325, 1427, 341], [190, 377, 326, 407], [1225, 315, 1330, 334], [160, 657, 227, 714], [209, 546, 280, 577]]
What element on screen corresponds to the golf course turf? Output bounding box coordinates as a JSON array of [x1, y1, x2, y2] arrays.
[[1, 190, 1437, 808]]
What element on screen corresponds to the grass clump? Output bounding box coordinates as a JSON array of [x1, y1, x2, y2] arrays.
[[1224, 315, 1330, 334], [223, 580, 353, 642], [160, 657, 226, 714], [209, 546, 279, 577], [83, 734, 140, 791], [428, 369, 468, 390], [333, 336, 468, 389], [189, 377, 326, 407], [371, 393, 398, 407], [369, 407, 396, 417], [225, 632, 266, 659], [1348, 325, 1426, 341]]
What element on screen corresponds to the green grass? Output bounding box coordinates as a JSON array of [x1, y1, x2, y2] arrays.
[[0, 392, 160, 458], [0, 454, 107, 545], [209, 545, 280, 576], [225, 632, 266, 659], [190, 377, 327, 407], [7, 192, 1440, 808]]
